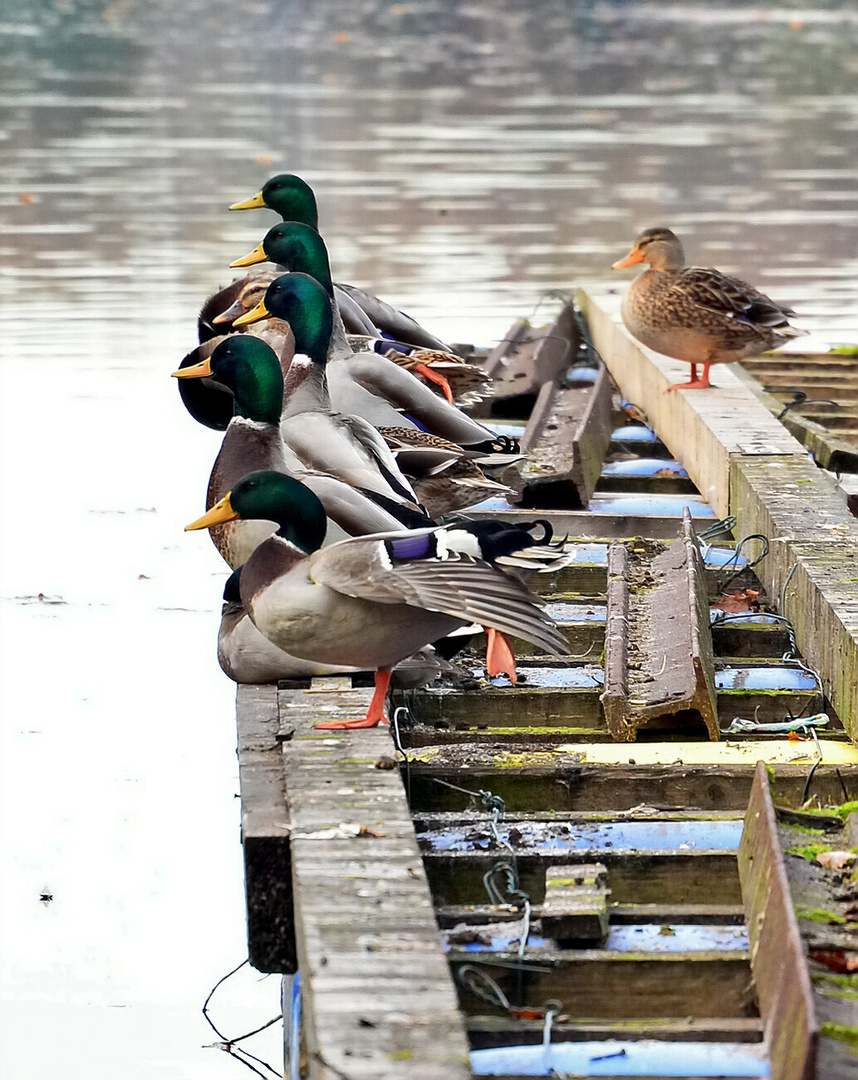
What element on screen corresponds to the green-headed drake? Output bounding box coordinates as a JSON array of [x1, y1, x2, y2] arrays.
[[230, 224, 502, 450], [230, 272, 421, 510], [188, 471, 565, 727], [229, 173, 450, 351], [173, 334, 425, 566]]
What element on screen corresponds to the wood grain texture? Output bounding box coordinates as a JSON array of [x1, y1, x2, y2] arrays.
[[279, 683, 471, 1079], [738, 762, 818, 1080], [236, 684, 296, 973], [730, 459, 858, 739], [519, 364, 613, 508]]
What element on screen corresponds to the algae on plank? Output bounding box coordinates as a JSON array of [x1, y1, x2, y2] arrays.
[[793, 904, 847, 925]]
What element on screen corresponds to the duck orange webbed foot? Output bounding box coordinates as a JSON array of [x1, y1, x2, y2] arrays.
[[485, 627, 517, 685], [314, 716, 388, 730], [665, 377, 713, 392], [313, 670, 392, 730], [412, 362, 456, 405], [665, 361, 713, 392]]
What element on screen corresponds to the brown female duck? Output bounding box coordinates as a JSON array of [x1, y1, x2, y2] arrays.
[[613, 228, 806, 390]]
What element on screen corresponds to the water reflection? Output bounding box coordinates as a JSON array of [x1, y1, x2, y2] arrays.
[[1, 3, 857, 1078], [2, 0, 857, 349]]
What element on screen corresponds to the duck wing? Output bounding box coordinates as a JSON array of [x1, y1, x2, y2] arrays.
[[341, 351, 497, 448], [673, 267, 798, 329], [334, 282, 450, 352], [309, 535, 566, 656]]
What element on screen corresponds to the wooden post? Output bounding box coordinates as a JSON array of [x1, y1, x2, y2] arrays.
[[541, 862, 609, 943], [738, 762, 818, 1080]]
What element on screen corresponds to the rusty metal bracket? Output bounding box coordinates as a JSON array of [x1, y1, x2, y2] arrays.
[[601, 508, 719, 742], [738, 762, 819, 1080], [517, 363, 614, 508]]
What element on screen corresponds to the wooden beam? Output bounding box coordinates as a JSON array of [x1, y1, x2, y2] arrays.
[[279, 682, 472, 1080], [601, 510, 719, 742], [730, 459, 858, 738], [738, 762, 818, 1080], [236, 684, 296, 974], [518, 364, 613, 508]]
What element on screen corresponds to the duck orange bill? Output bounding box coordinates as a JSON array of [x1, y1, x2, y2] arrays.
[[171, 357, 212, 379], [229, 243, 268, 269], [233, 299, 269, 327], [612, 247, 645, 269], [185, 493, 239, 531], [228, 190, 266, 211]]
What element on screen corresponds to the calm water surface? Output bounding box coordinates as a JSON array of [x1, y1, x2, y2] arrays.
[[1, 3, 857, 1078]]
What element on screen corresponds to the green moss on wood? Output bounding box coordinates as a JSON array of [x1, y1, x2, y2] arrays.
[[812, 974, 858, 989], [793, 904, 847, 925], [786, 843, 833, 861], [820, 1022, 858, 1047]]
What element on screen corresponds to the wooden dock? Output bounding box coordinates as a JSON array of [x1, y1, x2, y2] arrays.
[[234, 289, 858, 1079]]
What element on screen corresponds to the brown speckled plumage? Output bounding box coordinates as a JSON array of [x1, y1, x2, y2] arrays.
[[614, 227, 806, 389]]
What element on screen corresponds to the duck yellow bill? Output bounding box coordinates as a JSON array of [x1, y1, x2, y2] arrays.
[[185, 493, 238, 532], [229, 243, 268, 269], [171, 357, 212, 379], [228, 190, 266, 211], [233, 299, 269, 327], [612, 247, 644, 270]]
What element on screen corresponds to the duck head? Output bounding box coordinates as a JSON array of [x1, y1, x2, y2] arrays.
[[229, 173, 319, 228], [186, 470, 327, 555], [172, 336, 284, 424], [233, 272, 333, 367], [613, 228, 685, 272], [229, 221, 334, 296]]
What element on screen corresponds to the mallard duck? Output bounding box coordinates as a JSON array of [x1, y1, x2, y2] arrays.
[[218, 566, 448, 686], [229, 173, 450, 351], [613, 227, 807, 390], [173, 335, 426, 566], [218, 567, 360, 682], [229, 222, 504, 449], [187, 471, 565, 727], [228, 272, 421, 509]]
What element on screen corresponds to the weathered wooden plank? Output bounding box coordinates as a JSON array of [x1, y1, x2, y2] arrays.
[[602, 511, 719, 742], [236, 684, 296, 974], [541, 862, 609, 942], [518, 364, 614, 508], [279, 684, 472, 1080], [464, 505, 713, 540], [451, 951, 755, 1020], [407, 681, 821, 730], [738, 762, 819, 1080], [435, 901, 745, 928], [424, 850, 743, 907], [466, 1015, 764, 1047], [575, 284, 807, 517], [730, 458, 858, 739], [482, 303, 580, 406], [404, 758, 858, 814]]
